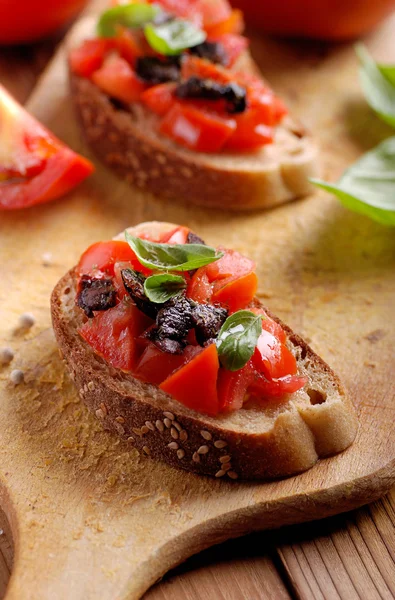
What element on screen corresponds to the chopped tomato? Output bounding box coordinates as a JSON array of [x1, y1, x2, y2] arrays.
[[253, 330, 297, 379], [206, 248, 255, 282], [134, 342, 200, 385], [186, 267, 212, 303], [250, 308, 287, 344], [159, 225, 190, 244], [213, 271, 257, 312], [114, 27, 143, 66], [92, 56, 147, 104], [69, 39, 112, 78], [181, 56, 233, 85], [211, 33, 249, 67], [77, 240, 151, 277], [217, 359, 256, 411], [156, 0, 202, 26], [199, 0, 232, 29], [160, 344, 220, 415], [78, 301, 152, 372], [205, 9, 244, 36], [225, 111, 274, 151], [0, 85, 93, 210], [140, 83, 176, 116], [160, 103, 236, 153], [249, 374, 307, 399]]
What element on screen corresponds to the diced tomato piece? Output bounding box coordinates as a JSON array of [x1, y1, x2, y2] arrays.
[[160, 344, 220, 415], [160, 103, 236, 153], [134, 342, 200, 385], [69, 39, 113, 78], [181, 56, 233, 85], [159, 225, 190, 244], [250, 307, 287, 344], [217, 359, 256, 411], [156, 0, 202, 26], [211, 33, 248, 67], [114, 27, 143, 66], [206, 248, 255, 282], [140, 83, 176, 116], [205, 9, 244, 36], [225, 110, 274, 151], [79, 301, 152, 372], [199, 0, 232, 29], [186, 267, 212, 303], [92, 56, 147, 104], [77, 240, 152, 277], [213, 271, 258, 312], [249, 374, 307, 399], [252, 331, 297, 379]]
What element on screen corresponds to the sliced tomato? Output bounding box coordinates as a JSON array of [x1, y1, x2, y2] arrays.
[[199, 0, 232, 29], [69, 38, 112, 78], [134, 342, 200, 385], [114, 27, 143, 66], [249, 374, 307, 399], [92, 56, 147, 104], [211, 33, 249, 67], [225, 111, 274, 151], [205, 248, 255, 283], [186, 267, 212, 303], [160, 343, 220, 415], [217, 359, 256, 411], [213, 271, 257, 312], [159, 225, 190, 244], [140, 83, 176, 116], [250, 307, 287, 344], [252, 331, 297, 379], [205, 8, 244, 36], [160, 103, 236, 153], [79, 301, 152, 372], [0, 85, 93, 210], [77, 240, 151, 277]]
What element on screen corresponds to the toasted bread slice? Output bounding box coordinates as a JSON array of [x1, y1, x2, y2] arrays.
[[51, 221, 357, 480], [69, 18, 318, 211]]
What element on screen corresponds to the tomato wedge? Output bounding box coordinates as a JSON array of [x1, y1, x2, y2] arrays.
[[114, 27, 143, 66], [159, 225, 190, 244], [217, 359, 256, 411], [187, 267, 212, 303], [134, 342, 200, 385], [199, 0, 232, 29], [213, 271, 257, 312], [79, 301, 152, 372], [77, 240, 151, 277], [69, 38, 112, 78], [205, 8, 244, 36], [0, 85, 93, 210], [92, 56, 147, 104], [160, 344, 220, 415], [252, 330, 298, 380], [140, 83, 176, 116]]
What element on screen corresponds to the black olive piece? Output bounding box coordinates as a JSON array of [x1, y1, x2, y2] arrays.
[[191, 304, 228, 346], [190, 41, 228, 66], [175, 76, 247, 114], [135, 56, 181, 84], [121, 269, 158, 319], [76, 275, 116, 318], [155, 296, 194, 344], [155, 337, 185, 355], [186, 231, 206, 245]]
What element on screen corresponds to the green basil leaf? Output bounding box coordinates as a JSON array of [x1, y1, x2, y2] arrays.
[[97, 3, 160, 38], [310, 137, 395, 226], [144, 273, 186, 303], [144, 19, 206, 56], [356, 44, 395, 128], [125, 232, 223, 271], [216, 310, 262, 372]]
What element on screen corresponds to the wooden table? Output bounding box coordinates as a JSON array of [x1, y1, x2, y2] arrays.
[[0, 27, 394, 600]]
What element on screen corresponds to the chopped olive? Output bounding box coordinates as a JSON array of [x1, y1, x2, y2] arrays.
[[190, 41, 228, 66], [186, 231, 206, 245], [175, 76, 247, 114], [191, 304, 228, 345], [121, 269, 158, 319], [155, 296, 194, 352], [77, 275, 116, 318], [135, 56, 181, 84]]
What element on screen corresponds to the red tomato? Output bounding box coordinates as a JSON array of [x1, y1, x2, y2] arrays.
[[217, 359, 256, 411], [0, 85, 93, 210], [77, 240, 151, 277], [160, 103, 236, 153], [79, 301, 152, 372], [182, 56, 233, 85], [140, 83, 176, 116], [249, 374, 307, 399], [113, 261, 133, 298], [134, 342, 200, 385], [225, 110, 274, 151], [187, 268, 212, 303], [69, 39, 112, 78], [92, 57, 147, 104], [252, 331, 297, 380], [206, 248, 255, 283], [159, 225, 190, 244], [213, 272, 257, 312], [199, 0, 232, 29], [160, 344, 220, 415], [0, 0, 88, 44], [156, 0, 202, 26], [114, 27, 143, 66], [211, 33, 249, 67], [250, 308, 287, 344], [205, 9, 244, 36]]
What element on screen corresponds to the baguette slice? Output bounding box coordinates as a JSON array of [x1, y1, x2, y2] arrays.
[[51, 221, 358, 480], [69, 18, 319, 211]]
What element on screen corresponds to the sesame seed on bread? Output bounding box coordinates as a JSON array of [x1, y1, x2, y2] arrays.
[[51, 222, 358, 481]]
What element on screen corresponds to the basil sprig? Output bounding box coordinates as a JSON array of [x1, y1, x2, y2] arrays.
[[97, 3, 159, 38], [144, 19, 206, 56], [125, 232, 223, 271], [356, 44, 395, 128], [216, 311, 262, 372], [144, 273, 186, 303]]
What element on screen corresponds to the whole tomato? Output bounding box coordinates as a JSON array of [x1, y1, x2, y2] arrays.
[[231, 0, 395, 40], [0, 0, 89, 44]]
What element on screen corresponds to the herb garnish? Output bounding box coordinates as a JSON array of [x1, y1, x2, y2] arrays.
[[144, 273, 187, 303], [216, 310, 262, 372]]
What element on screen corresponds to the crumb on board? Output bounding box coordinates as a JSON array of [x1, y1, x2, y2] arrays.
[[0, 347, 14, 365], [10, 369, 24, 385]]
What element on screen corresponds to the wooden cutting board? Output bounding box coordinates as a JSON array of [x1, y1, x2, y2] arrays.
[[0, 2, 394, 598]]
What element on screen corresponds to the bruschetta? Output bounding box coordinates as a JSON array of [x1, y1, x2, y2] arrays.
[[51, 221, 358, 480], [68, 0, 318, 210]]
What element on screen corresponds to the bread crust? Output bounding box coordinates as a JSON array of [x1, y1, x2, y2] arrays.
[[69, 54, 318, 210], [51, 222, 358, 481]]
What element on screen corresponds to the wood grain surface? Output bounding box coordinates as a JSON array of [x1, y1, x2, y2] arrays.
[[0, 3, 394, 599]]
